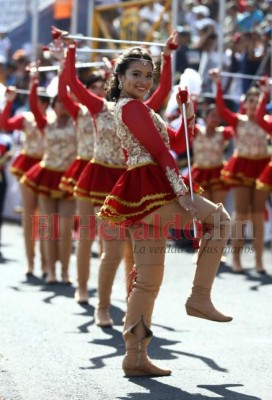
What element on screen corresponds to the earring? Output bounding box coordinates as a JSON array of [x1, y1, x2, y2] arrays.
[[118, 82, 122, 90]]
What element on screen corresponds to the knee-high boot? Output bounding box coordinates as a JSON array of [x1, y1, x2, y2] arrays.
[[123, 237, 134, 296], [185, 204, 233, 322], [94, 245, 124, 327], [123, 263, 171, 377], [252, 212, 266, 273]]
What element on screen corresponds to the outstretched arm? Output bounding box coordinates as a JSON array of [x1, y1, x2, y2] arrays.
[[58, 63, 80, 121], [29, 78, 47, 131], [209, 69, 239, 128], [64, 45, 104, 116], [145, 31, 178, 111], [255, 79, 272, 134], [1, 89, 25, 131]]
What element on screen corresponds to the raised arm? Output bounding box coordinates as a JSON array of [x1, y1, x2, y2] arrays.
[[29, 78, 47, 131], [209, 69, 239, 128], [145, 31, 178, 111], [1, 89, 25, 131], [64, 45, 104, 116], [122, 100, 187, 198], [255, 78, 272, 134], [58, 63, 80, 121]]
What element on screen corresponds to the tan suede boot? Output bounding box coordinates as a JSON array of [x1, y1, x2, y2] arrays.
[[75, 238, 92, 304], [185, 204, 233, 322], [95, 241, 124, 327], [252, 212, 266, 274], [123, 320, 171, 377], [123, 262, 171, 377]]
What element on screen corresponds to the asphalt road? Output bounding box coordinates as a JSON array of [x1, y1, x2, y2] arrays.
[[0, 221, 271, 400]]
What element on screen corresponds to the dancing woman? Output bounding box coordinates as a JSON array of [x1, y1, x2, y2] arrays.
[[62, 32, 179, 325], [21, 76, 77, 284], [185, 103, 233, 204], [1, 82, 49, 277], [255, 77, 272, 193], [209, 69, 270, 274], [99, 46, 232, 377]]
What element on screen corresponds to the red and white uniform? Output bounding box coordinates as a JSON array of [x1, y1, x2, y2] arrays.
[[215, 83, 270, 187], [99, 98, 196, 225], [189, 125, 233, 190], [21, 82, 77, 198], [64, 45, 174, 206], [1, 98, 44, 179], [255, 94, 272, 191]]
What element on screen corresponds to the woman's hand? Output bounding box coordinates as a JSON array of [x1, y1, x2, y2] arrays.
[[178, 194, 198, 219], [176, 87, 195, 119], [5, 86, 17, 102], [163, 30, 178, 56], [259, 76, 270, 94], [209, 68, 221, 84]]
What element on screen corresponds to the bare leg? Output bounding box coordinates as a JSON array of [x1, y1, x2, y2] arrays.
[[252, 189, 269, 273], [38, 196, 58, 283], [20, 183, 38, 275], [95, 222, 126, 327], [58, 198, 76, 283], [231, 187, 251, 272]]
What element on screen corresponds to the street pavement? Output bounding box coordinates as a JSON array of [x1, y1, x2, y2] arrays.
[[0, 221, 271, 400]]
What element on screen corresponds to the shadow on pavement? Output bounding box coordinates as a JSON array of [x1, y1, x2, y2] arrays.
[[116, 380, 261, 400]]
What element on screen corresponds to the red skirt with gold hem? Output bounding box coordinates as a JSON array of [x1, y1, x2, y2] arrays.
[[256, 161, 272, 191], [98, 163, 200, 226], [187, 164, 228, 191], [10, 153, 42, 179], [74, 160, 127, 207], [59, 157, 90, 193], [221, 155, 270, 187], [21, 162, 72, 199]]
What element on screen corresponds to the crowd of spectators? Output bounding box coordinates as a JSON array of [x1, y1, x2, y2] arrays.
[[0, 0, 271, 115]]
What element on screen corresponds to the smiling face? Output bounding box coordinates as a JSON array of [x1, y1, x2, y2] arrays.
[[119, 60, 154, 101]]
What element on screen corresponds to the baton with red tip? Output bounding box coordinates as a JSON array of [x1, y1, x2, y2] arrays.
[[178, 88, 199, 248]]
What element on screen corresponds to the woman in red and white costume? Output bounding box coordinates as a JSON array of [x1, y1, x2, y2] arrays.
[[209, 69, 270, 274], [57, 62, 101, 303], [99, 46, 232, 377], [255, 77, 272, 192], [21, 75, 77, 284], [1, 82, 49, 277], [63, 32, 179, 326], [183, 103, 233, 204]]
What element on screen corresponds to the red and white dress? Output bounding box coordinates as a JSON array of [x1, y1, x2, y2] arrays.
[[99, 98, 194, 225], [255, 94, 272, 191], [1, 99, 44, 179], [215, 83, 270, 187], [21, 82, 77, 198], [64, 44, 174, 207], [189, 125, 233, 191]]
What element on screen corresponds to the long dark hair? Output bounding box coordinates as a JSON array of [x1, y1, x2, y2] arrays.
[[106, 46, 154, 102]]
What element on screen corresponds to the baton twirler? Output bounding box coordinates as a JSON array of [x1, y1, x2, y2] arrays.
[[178, 88, 199, 248]]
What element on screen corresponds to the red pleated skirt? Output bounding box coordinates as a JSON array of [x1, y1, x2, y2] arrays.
[[74, 160, 127, 207], [98, 163, 201, 226], [256, 161, 272, 191], [59, 158, 90, 193], [21, 162, 72, 198], [221, 155, 270, 187], [10, 153, 42, 179], [188, 164, 228, 191]]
